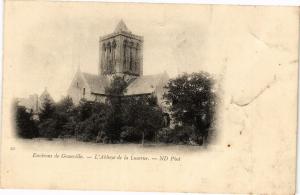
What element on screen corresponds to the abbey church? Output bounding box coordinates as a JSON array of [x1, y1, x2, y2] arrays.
[[67, 20, 169, 106]]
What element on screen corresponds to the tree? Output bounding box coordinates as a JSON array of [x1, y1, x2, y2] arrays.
[[14, 104, 38, 138], [122, 95, 164, 144], [55, 96, 76, 138], [39, 96, 55, 121], [104, 76, 128, 142], [38, 96, 57, 139], [105, 76, 128, 97], [76, 99, 94, 121], [56, 96, 74, 114], [104, 76, 165, 144], [163, 72, 216, 145], [74, 101, 109, 142]]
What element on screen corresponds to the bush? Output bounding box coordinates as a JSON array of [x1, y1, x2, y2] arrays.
[[157, 125, 198, 145], [74, 102, 109, 142], [96, 131, 109, 143], [58, 118, 76, 138], [38, 118, 59, 139], [75, 119, 97, 142], [170, 125, 196, 144], [156, 127, 173, 143], [120, 126, 142, 143]]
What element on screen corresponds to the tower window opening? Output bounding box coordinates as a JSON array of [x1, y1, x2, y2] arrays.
[[129, 44, 133, 71]]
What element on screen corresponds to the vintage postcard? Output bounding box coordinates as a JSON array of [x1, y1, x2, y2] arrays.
[[0, 1, 299, 194]]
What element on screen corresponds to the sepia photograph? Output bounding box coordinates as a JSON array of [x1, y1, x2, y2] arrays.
[[14, 19, 217, 146], [0, 1, 298, 194]]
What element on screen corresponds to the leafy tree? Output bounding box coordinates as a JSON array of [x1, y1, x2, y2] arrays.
[[56, 96, 74, 114], [163, 72, 216, 145], [104, 76, 128, 142], [122, 96, 164, 144], [104, 77, 165, 144], [14, 104, 38, 138], [55, 96, 76, 138], [76, 99, 94, 121], [74, 101, 110, 142], [38, 96, 57, 139], [105, 76, 128, 97], [39, 96, 55, 121]]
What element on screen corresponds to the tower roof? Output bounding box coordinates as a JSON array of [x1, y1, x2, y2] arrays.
[[114, 20, 131, 33], [39, 88, 54, 104]]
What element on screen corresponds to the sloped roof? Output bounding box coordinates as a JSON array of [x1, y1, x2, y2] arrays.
[[82, 73, 110, 94], [114, 20, 131, 33], [39, 89, 54, 103], [125, 73, 169, 95], [79, 72, 169, 96]]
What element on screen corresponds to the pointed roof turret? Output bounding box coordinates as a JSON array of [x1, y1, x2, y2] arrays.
[[39, 87, 54, 104], [114, 20, 131, 33]]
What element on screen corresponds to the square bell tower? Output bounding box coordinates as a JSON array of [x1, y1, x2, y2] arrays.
[[99, 20, 143, 77]]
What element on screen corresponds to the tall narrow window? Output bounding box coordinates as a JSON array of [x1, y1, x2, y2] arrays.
[[136, 43, 140, 73], [123, 40, 127, 71], [129, 42, 133, 71], [83, 88, 86, 96], [107, 42, 111, 73], [112, 40, 116, 73], [102, 43, 106, 74]]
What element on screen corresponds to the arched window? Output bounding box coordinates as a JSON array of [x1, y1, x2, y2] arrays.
[[102, 43, 107, 73], [112, 40, 116, 48], [107, 42, 111, 53], [129, 41, 133, 71], [135, 43, 140, 72], [112, 40, 117, 72], [107, 42, 111, 72], [123, 40, 128, 70]]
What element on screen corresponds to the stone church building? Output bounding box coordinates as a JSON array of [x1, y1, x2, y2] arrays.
[[67, 20, 169, 107], [17, 88, 55, 117]]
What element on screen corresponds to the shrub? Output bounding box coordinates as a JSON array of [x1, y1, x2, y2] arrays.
[[38, 118, 59, 139], [120, 126, 142, 143]]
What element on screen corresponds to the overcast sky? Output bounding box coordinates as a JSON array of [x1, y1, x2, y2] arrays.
[[5, 2, 297, 101]]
